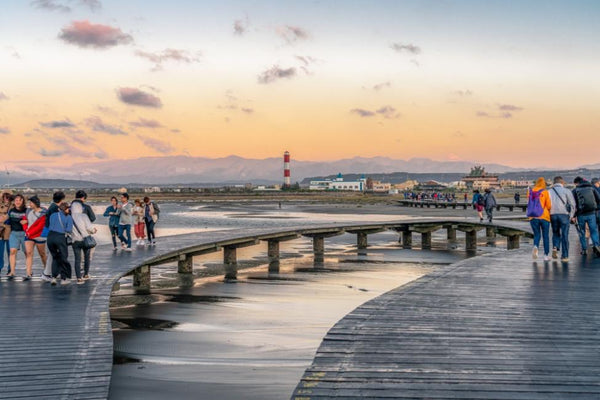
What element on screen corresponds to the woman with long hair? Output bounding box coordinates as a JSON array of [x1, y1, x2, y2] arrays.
[[24, 195, 47, 281], [527, 177, 552, 261], [47, 202, 74, 285], [0, 191, 13, 277], [6, 194, 28, 280], [103, 196, 120, 251]]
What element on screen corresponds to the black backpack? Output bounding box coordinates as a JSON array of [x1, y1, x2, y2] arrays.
[[575, 186, 598, 213]]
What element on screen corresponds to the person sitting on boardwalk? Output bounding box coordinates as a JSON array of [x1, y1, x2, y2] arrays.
[[572, 176, 600, 256], [47, 202, 74, 285], [527, 178, 552, 261], [0, 191, 13, 276], [548, 176, 576, 262], [143, 196, 159, 246], [5, 194, 28, 280], [117, 193, 133, 252], [71, 191, 97, 283], [24, 195, 47, 281], [483, 188, 497, 223], [103, 196, 120, 251], [472, 190, 484, 222]]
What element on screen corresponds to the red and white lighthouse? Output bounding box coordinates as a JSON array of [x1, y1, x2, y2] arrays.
[[283, 151, 291, 188]]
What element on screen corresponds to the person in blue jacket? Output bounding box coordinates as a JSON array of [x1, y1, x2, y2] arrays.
[[103, 196, 120, 251]]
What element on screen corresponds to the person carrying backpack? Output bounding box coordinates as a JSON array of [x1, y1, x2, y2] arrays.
[[549, 176, 576, 262], [572, 176, 600, 256], [483, 188, 497, 223], [472, 190, 484, 222], [527, 177, 552, 261]]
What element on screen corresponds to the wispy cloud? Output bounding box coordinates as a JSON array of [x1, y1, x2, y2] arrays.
[[241, 108, 254, 114], [137, 135, 173, 154], [233, 17, 249, 36], [351, 106, 400, 119], [0, 92, 8, 101], [476, 104, 523, 119], [350, 108, 376, 117], [36, 136, 106, 158], [59, 20, 133, 49], [79, 0, 101, 11], [276, 25, 309, 44], [390, 42, 421, 55], [257, 65, 296, 84], [0, 127, 10, 135], [369, 81, 391, 91], [40, 119, 76, 128], [134, 48, 200, 71], [129, 118, 163, 129], [85, 116, 127, 135], [31, 0, 101, 12], [498, 104, 523, 111], [117, 87, 162, 108], [453, 90, 473, 96], [476, 111, 491, 117]]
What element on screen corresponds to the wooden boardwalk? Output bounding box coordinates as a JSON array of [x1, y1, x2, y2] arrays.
[[292, 226, 600, 399], [0, 219, 534, 399]]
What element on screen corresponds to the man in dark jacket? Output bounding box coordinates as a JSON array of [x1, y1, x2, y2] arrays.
[[572, 177, 600, 256], [483, 188, 497, 223]]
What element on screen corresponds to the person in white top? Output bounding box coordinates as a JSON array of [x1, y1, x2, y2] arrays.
[[71, 190, 97, 283], [548, 176, 576, 262]]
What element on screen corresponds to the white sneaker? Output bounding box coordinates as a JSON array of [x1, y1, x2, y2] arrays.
[[124, 248, 132, 252], [532, 246, 538, 260], [51, 277, 57, 286], [543, 255, 551, 262], [40, 274, 52, 283], [113, 246, 118, 251], [60, 279, 71, 286]]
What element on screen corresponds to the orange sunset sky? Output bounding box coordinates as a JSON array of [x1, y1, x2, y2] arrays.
[[0, 0, 599, 170]]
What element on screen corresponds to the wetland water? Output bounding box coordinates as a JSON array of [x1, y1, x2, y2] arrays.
[[101, 202, 508, 399]]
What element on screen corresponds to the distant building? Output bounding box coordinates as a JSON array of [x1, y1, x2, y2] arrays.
[[461, 166, 500, 190], [144, 187, 161, 193], [394, 180, 419, 190], [417, 180, 448, 191], [309, 173, 366, 191]]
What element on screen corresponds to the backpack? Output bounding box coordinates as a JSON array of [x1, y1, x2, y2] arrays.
[[152, 202, 160, 217], [476, 194, 485, 206], [526, 189, 544, 218], [575, 186, 598, 214]]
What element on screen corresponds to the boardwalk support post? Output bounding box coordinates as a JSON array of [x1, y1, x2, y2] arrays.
[[421, 232, 432, 250], [178, 254, 193, 274], [223, 246, 237, 281], [357, 232, 368, 250], [313, 236, 325, 263], [268, 239, 280, 272], [402, 231, 412, 248], [508, 234, 521, 250], [466, 230, 477, 252], [447, 226, 457, 242], [133, 265, 151, 294]]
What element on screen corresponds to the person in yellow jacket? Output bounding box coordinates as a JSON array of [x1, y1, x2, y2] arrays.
[[527, 177, 552, 261]]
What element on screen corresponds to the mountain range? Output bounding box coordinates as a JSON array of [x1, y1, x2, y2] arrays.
[[1, 155, 562, 186]]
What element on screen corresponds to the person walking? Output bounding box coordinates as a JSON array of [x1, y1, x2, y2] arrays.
[[514, 192, 520, 205], [472, 190, 484, 222], [527, 177, 552, 261], [40, 191, 66, 282], [483, 188, 497, 223], [103, 196, 120, 251], [6, 194, 28, 280], [24, 195, 47, 281], [143, 196, 159, 245], [548, 177, 576, 262], [71, 191, 96, 283], [572, 176, 600, 256], [46, 202, 74, 285], [117, 193, 133, 251], [592, 178, 600, 227], [132, 199, 146, 245], [0, 191, 13, 276]]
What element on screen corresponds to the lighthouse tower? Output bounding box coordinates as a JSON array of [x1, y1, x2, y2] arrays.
[[283, 151, 291, 188]]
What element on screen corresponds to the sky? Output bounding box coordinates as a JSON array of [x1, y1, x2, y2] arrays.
[[1, 0, 599, 170]]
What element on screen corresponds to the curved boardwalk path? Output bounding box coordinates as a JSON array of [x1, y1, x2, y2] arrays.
[[292, 226, 600, 399], [0, 219, 531, 399]]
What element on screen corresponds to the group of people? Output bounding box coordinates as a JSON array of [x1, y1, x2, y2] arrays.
[[0, 190, 160, 285], [471, 188, 497, 223], [525, 176, 600, 262], [404, 192, 458, 202]]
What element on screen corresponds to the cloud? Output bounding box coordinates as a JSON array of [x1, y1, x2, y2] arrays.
[[137, 135, 173, 154], [79, 0, 101, 11], [59, 20, 133, 49], [31, 0, 70, 12], [129, 118, 163, 129], [85, 116, 127, 135], [350, 108, 376, 117], [500, 112, 513, 119], [0, 92, 8, 101], [453, 90, 473, 96], [276, 25, 309, 44], [371, 81, 391, 91], [476, 111, 491, 117], [171, 128, 181, 134], [40, 119, 76, 128], [0, 127, 10, 134], [134, 48, 200, 71], [117, 87, 162, 108], [234, 18, 248, 35], [257, 65, 297, 84], [36, 136, 106, 158], [390, 43, 421, 55], [4, 46, 21, 59], [376, 105, 400, 119], [241, 108, 254, 114], [452, 130, 465, 137], [498, 104, 523, 111], [294, 55, 317, 66]]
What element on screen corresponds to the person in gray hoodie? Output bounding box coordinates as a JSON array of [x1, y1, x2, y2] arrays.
[[549, 176, 576, 261], [117, 193, 133, 251], [71, 190, 97, 282], [483, 188, 497, 223]]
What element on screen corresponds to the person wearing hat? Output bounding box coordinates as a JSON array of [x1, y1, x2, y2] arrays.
[[24, 195, 47, 281], [0, 190, 13, 276]]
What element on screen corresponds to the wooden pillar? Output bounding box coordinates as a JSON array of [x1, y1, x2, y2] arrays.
[[133, 265, 151, 294], [268, 239, 280, 273], [466, 230, 477, 252], [357, 232, 368, 250], [507, 235, 520, 250], [421, 232, 432, 250], [486, 227, 496, 239], [313, 236, 325, 263], [177, 254, 193, 274], [223, 246, 237, 281], [447, 227, 457, 242], [402, 231, 413, 249]]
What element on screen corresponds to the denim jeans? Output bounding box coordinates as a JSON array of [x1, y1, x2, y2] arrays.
[[118, 224, 132, 248], [530, 218, 550, 256], [109, 225, 119, 248], [550, 214, 571, 258], [576, 214, 600, 250], [0, 239, 10, 273], [72, 241, 91, 278]]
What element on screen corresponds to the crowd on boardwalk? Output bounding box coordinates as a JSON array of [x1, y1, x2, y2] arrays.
[[0, 190, 159, 285], [472, 176, 600, 263]]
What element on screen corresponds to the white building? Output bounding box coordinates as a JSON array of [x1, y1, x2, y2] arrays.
[[309, 173, 367, 191], [144, 187, 161, 193]]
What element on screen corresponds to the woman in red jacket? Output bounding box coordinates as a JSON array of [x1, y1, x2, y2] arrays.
[[24, 195, 47, 281]]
